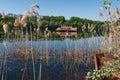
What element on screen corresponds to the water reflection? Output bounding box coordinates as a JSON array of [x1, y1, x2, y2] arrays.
[[0, 37, 103, 80], [56, 32, 77, 37], [0, 36, 102, 53]]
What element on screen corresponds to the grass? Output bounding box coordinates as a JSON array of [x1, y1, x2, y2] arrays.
[[0, 32, 102, 80], [0, 3, 107, 80]]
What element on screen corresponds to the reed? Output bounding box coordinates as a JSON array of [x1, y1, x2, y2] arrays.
[[3, 24, 8, 35], [0, 29, 101, 80], [100, 7, 120, 54], [0, 3, 104, 80]]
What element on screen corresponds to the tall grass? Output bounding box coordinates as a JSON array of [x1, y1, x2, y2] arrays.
[[0, 30, 102, 79], [0, 4, 105, 80], [100, 6, 120, 54]]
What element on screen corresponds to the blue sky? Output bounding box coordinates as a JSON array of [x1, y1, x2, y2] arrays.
[[0, 0, 120, 21]]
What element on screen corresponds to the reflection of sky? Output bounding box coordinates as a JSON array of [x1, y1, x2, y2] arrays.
[[0, 36, 103, 54]]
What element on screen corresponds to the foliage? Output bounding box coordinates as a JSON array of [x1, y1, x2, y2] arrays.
[[101, 0, 119, 10], [86, 0, 120, 80], [0, 13, 105, 39], [86, 70, 111, 80], [86, 52, 120, 80]]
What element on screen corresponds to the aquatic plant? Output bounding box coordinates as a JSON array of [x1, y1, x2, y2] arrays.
[[0, 2, 105, 80], [3, 24, 8, 34], [86, 0, 120, 80]]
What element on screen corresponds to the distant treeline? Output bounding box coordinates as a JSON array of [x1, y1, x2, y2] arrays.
[[0, 13, 109, 38], [40, 16, 107, 37]]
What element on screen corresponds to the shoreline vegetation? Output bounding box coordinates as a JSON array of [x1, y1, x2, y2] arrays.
[[0, 13, 108, 41], [0, 1, 120, 79]]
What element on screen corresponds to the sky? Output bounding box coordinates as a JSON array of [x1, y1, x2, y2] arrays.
[[0, 0, 120, 21]]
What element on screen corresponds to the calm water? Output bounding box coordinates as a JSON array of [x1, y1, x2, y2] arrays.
[[0, 37, 102, 54], [0, 36, 103, 80]]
